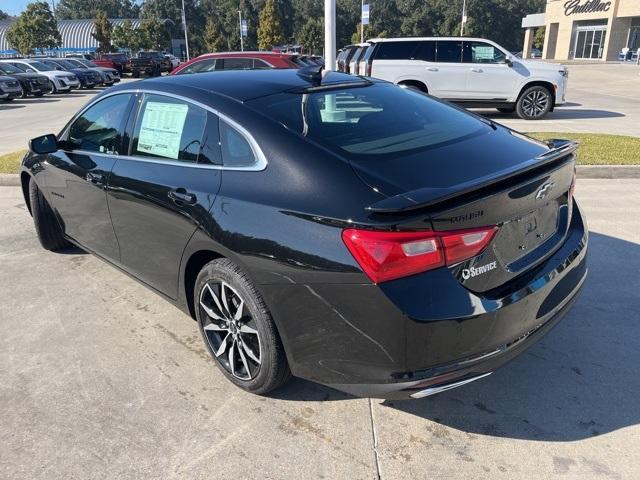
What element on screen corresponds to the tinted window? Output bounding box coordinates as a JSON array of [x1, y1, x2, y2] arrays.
[[219, 121, 257, 167], [414, 41, 436, 61], [177, 58, 217, 74], [248, 83, 486, 158], [221, 58, 253, 70], [0, 63, 24, 74], [436, 41, 463, 63], [360, 46, 375, 62], [350, 48, 363, 64], [68, 94, 132, 154], [24, 61, 53, 71], [463, 41, 507, 64], [131, 94, 207, 163], [253, 58, 271, 68], [375, 41, 420, 60]]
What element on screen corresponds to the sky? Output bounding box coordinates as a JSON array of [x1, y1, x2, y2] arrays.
[[2, 0, 39, 16]]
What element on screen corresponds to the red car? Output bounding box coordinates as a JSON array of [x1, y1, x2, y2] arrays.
[[170, 51, 299, 75]]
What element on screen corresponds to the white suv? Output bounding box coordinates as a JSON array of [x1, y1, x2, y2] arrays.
[[356, 37, 568, 120]]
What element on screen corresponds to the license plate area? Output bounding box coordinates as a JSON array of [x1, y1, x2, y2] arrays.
[[493, 201, 559, 267]]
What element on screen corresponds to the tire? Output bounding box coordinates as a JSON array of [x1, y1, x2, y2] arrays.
[[497, 106, 515, 114], [2, 98, 14, 102], [516, 85, 552, 120], [29, 178, 70, 251], [132, 71, 140, 78], [194, 258, 291, 395], [34, 92, 44, 97], [49, 80, 57, 93]]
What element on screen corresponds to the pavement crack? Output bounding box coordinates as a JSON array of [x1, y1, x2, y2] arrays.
[[368, 398, 382, 480]]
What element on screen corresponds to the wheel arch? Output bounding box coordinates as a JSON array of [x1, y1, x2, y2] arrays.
[[182, 248, 225, 320], [517, 81, 556, 110]]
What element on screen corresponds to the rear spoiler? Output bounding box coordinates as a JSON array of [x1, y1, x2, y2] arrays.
[[365, 140, 578, 214]]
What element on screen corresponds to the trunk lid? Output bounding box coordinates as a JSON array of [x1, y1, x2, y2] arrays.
[[357, 133, 577, 292]]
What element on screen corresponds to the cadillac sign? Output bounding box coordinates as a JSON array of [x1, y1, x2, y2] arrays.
[[564, 0, 612, 16]]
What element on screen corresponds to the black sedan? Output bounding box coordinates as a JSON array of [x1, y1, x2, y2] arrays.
[[21, 69, 588, 399]]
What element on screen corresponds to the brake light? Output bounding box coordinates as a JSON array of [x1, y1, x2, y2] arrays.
[[342, 227, 496, 283]]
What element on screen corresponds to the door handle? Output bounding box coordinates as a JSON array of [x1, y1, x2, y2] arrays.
[[427, 67, 439, 72], [168, 188, 197, 205], [86, 171, 105, 185], [471, 68, 483, 73]]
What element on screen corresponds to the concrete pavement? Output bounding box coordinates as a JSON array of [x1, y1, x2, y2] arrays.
[[483, 63, 640, 137], [1, 180, 639, 479]]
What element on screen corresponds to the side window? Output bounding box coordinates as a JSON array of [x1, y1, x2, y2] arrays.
[[414, 41, 436, 62], [463, 41, 507, 64], [131, 94, 207, 163], [350, 48, 363, 63], [219, 120, 258, 168], [375, 41, 420, 60], [253, 58, 271, 68], [436, 41, 463, 63], [68, 94, 132, 154], [176, 58, 216, 74], [221, 58, 253, 70]]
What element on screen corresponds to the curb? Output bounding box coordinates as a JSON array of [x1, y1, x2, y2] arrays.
[[1, 166, 639, 187], [0, 174, 20, 187], [576, 165, 640, 178]]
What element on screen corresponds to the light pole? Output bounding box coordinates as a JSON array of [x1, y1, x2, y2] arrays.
[[460, 0, 467, 36], [324, 0, 335, 71], [238, 10, 244, 52], [361, 0, 364, 43], [181, 0, 190, 60]]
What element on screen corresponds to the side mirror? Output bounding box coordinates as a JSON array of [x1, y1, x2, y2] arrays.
[[29, 134, 58, 154], [505, 58, 514, 67]]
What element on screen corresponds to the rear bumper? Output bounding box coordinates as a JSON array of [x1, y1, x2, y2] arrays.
[[261, 200, 588, 398]]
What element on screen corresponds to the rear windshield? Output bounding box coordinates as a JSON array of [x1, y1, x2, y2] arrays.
[[247, 83, 487, 158]]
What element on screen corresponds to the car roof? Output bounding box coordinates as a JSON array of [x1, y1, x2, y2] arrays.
[[367, 36, 493, 43], [193, 51, 297, 59], [112, 68, 368, 102]]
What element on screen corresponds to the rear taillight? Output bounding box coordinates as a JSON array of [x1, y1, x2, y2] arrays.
[[342, 227, 496, 283]]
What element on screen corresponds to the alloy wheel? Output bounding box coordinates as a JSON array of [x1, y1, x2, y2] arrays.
[[522, 90, 549, 118], [199, 281, 261, 380]]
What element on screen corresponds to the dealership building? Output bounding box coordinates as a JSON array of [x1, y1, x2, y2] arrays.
[[522, 0, 640, 60]]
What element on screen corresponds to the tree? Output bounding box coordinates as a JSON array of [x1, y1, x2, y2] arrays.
[[203, 17, 225, 52], [351, 24, 378, 44], [298, 18, 323, 54], [258, 0, 285, 50], [139, 17, 169, 50], [6, 2, 61, 56], [92, 10, 114, 52], [0, 9, 10, 20], [55, 0, 138, 20], [533, 26, 546, 49], [112, 19, 137, 52]]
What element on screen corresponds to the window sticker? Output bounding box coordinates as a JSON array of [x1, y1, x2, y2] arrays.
[[473, 46, 495, 61], [137, 101, 188, 159]]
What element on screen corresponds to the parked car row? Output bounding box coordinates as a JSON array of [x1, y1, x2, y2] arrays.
[[0, 57, 122, 100], [337, 37, 569, 120]]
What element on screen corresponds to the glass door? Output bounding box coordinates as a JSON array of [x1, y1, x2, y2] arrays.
[[574, 26, 607, 59]]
